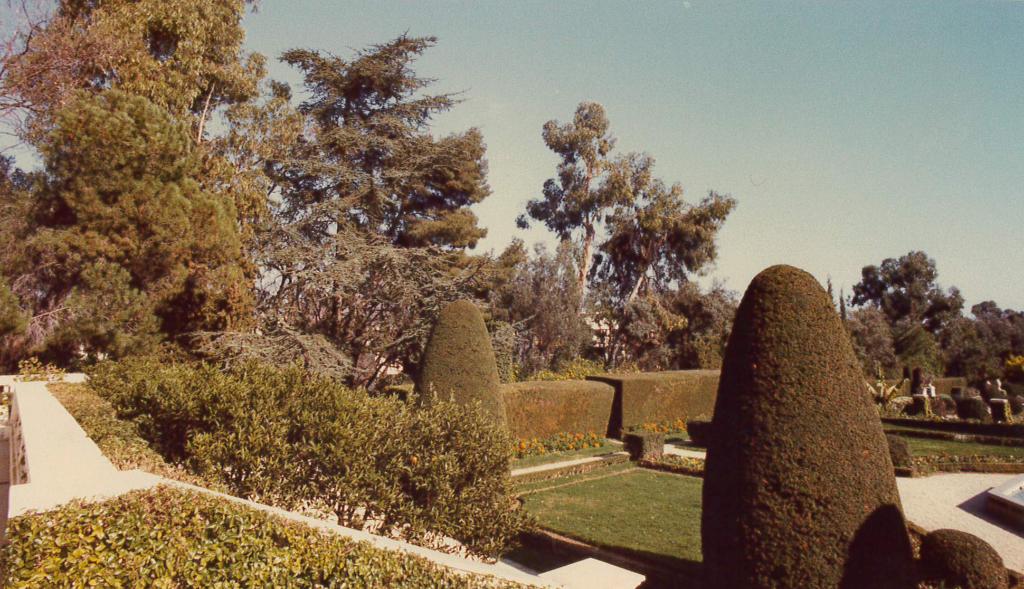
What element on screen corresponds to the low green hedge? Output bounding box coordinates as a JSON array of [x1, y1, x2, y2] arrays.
[[587, 370, 719, 436], [502, 380, 615, 439], [88, 356, 528, 557], [48, 383, 213, 487], [882, 417, 1024, 439], [0, 486, 529, 588]]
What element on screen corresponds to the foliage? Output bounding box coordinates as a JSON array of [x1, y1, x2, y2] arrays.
[[15, 356, 64, 381], [894, 322, 944, 377], [490, 242, 591, 377], [1005, 355, 1024, 383], [513, 432, 605, 459], [919, 529, 1008, 589], [257, 226, 483, 390], [847, 306, 900, 377], [851, 251, 964, 334], [622, 430, 665, 461], [188, 328, 352, 381], [417, 300, 507, 427], [24, 90, 251, 363], [685, 420, 711, 447], [703, 265, 914, 589], [88, 356, 528, 557], [0, 486, 529, 589], [274, 36, 489, 250], [517, 101, 624, 293], [502, 379, 614, 440], [530, 357, 609, 381], [886, 434, 913, 469], [593, 152, 735, 310], [48, 382, 209, 486], [0, 277, 26, 339]]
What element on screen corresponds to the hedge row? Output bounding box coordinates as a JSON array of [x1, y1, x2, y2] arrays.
[[502, 380, 615, 439], [588, 370, 720, 435], [882, 417, 1024, 439], [0, 486, 528, 588]]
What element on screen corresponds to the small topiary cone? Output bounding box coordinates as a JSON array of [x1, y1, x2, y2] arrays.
[[702, 265, 914, 589], [416, 300, 507, 427]]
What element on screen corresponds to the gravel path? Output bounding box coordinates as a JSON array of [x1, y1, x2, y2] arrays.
[[897, 472, 1023, 572]]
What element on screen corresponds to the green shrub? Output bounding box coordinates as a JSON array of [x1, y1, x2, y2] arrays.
[[685, 420, 712, 447], [919, 529, 1008, 589], [88, 357, 528, 557], [0, 486, 529, 588], [886, 434, 912, 470], [957, 397, 991, 421], [702, 265, 914, 589], [529, 357, 609, 381], [502, 379, 614, 439], [623, 431, 664, 461], [416, 300, 506, 427], [587, 369, 719, 435], [48, 382, 210, 487]]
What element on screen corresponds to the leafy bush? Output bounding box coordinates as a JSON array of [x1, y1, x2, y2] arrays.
[[15, 357, 64, 381], [48, 383, 210, 487], [88, 357, 528, 557], [886, 434, 912, 469], [513, 432, 605, 459], [530, 358, 609, 381], [919, 528, 1008, 589], [0, 486, 529, 588]]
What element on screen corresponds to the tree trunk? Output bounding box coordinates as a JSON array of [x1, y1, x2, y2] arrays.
[[577, 224, 595, 303]]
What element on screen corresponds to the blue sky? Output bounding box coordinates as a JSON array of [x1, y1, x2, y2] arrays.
[[7, 1, 1024, 309], [241, 1, 1024, 309]]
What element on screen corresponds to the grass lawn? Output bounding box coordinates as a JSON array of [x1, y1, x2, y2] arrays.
[[511, 440, 622, 469], [520, 468, 703, 582], [898, 434, 1024, 459]]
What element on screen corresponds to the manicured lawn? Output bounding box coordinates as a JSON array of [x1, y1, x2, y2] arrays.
[[521, 468, 703, 578], [511, 440, 622, 469]]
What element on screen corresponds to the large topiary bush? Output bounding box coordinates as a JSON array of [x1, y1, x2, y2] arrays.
[[416, 300, 507, 427], [919, 529, 1008, 589], [702, 265, 914, 589]]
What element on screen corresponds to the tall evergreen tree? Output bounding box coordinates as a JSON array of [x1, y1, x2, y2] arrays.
[[274, 36, 491, 250]]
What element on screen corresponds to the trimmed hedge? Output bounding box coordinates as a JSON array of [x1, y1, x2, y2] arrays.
[[623, 431, 665, 461], [0, 486, 528, 588], [886, 434, 912, 470], [417, 300, 507, 427], [702, 265, 914, 589], [881, 418, 1024, 439], [587, 370, 719, 436], [919, 529, 1009, 589], [501, 379, 615, 440]]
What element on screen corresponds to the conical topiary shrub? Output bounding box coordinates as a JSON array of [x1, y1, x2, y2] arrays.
[[701, 265, 914, 589], [416, 300, 507, 427]]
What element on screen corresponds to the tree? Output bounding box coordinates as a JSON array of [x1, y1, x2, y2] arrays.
[[274, 36, 491, 251], [255, 225, 484, 390], [851, 251, 964, 334], [846, 307, 899, 377], [517, 102, 624, 294], [1, 0, 263, 141], [25, 90, 251, 358], [489, 242, 591, 377], [594, 152, 735, 307], [0, 277, 26, 339]]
